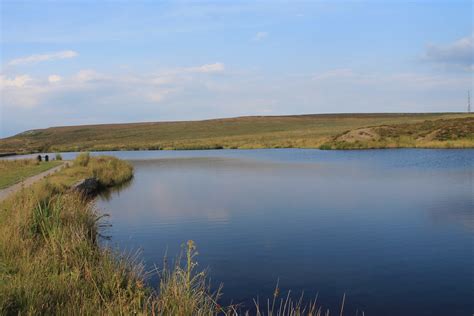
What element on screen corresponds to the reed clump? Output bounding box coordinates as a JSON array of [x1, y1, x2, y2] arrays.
[[156, 240, 226, 315], [0, 192, 151, 315], [89, 156, 133, 186], [75, 152, 90, 167]]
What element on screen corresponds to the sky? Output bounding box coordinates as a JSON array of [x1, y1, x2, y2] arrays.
[[0, 0, 473, 137]]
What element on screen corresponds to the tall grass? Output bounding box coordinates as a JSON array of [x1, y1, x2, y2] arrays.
[[0, 158, 39, 169], [0, 157, 146, 315], [89, 156, 133, 186], [70, 153, 133, 187], [75, 152, 90, 166], [156, 240, 225, 315], [0, 193, 150, 315]]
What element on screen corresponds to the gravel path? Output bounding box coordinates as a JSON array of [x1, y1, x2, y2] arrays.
[[0, 162, 70, 202]]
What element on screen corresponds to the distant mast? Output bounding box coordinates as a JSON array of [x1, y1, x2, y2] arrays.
[[468, 90, 471, 113]]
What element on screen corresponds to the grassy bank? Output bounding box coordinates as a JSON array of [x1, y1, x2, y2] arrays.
[[0, 159, 62, 189], [321, 117, 474, 149], [0, 154, 137, 314], [0, 113, 472, 153], [0, 155, 339, 315]]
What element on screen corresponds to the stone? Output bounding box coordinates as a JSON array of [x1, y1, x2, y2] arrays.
[[72, 178, 100, 196]]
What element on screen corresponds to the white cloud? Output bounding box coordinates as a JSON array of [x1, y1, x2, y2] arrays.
[[0, 74, 32, 88], [186, 62, 225, 73], [253, 31, 268, 41], [7, 50, 78, 66], [3, 61, 470, 137], [75, 69, 104, 82], [0, 75, 40, 109], [147, 89, 175, 103], [151, 76, 175, 85], [48, 74, 62, 83], [0, 62, 226, 127], [423, 35, 473, 71]]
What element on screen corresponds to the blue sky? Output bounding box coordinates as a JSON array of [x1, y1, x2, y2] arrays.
[[1, 0, 472, 137]]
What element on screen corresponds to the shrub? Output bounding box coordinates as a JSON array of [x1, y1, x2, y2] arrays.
[[55, 153, 62, 160]]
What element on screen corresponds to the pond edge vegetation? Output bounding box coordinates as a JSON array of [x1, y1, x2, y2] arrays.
[[0, 154, 348, 315]]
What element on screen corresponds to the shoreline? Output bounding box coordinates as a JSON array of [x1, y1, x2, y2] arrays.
[[2, 144, 474, 159], [0, 152, 17, 157]]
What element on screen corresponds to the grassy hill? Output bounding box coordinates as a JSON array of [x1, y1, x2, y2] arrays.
[[322, 116, 474, 149], [0, 113, 472, 153]]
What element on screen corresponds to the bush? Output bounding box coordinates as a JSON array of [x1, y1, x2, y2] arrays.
[[75, 152, 90, 167], [55, 153, 62, 160]]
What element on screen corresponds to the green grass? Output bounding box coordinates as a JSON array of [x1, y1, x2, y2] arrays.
[[0, 159, 62, 189], [0, 113, 472, 153], [0, 156, 342, 315]]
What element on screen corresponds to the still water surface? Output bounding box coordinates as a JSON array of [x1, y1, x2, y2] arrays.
[[71, 149, 472, 315]]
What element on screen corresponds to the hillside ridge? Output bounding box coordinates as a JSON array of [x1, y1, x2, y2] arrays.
[[1, 113, 472, 153]]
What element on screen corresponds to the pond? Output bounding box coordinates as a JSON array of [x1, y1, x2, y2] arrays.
[[25, 149, 474, 315]]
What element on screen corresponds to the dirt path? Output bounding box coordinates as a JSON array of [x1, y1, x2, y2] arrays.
[[0, 162, 70, 202]]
